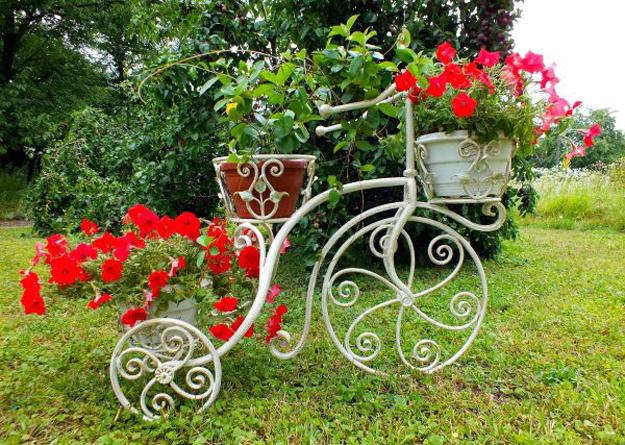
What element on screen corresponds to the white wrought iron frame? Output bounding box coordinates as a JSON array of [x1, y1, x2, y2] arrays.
[[110, 83, 507, 420]]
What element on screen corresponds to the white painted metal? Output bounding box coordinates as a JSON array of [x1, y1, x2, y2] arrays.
[[416, 130, 515, 201], [110, 82, 509, 418]]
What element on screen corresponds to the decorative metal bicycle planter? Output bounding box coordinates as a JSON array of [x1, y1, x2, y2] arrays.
[[110, 82, 511, 420]]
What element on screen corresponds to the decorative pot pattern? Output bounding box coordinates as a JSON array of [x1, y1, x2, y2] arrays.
[[214, 155, 317, 221], [416, 130, 514, 201]]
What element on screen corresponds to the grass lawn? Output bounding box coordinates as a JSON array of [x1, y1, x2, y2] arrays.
[[1, 225, 625, 444]]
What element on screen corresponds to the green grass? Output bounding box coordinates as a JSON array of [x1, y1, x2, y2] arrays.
[[521, 172, 625, 232], [0, 167, 29, 220], [2, 226, 625, 443]]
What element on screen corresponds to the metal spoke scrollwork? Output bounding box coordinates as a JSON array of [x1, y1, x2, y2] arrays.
[[110, 319, 221, 421], [317, 210, 487, 376]]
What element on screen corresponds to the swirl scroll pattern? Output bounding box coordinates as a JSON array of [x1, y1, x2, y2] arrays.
[[319, 211, 488, 376], [110, 319, 221, 421]]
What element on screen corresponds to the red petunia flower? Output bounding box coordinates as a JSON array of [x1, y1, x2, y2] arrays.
[[87, 292, 112, 310], [80, 219, 99, 236], [408, 87, 425, 104], [209, 323, 234, 341], [238, 246, 260, 269], [45, 234, 68, 260], [157, 215, 176, 239], [121, 307, 147, 327], [168, 256, 186, 277], [101, 258, 124, 283], [30, 242, 45, 267], [207, 253, 231, 275], [205, 218, 232, 253], [231, 316, 254, 338], [444, 63, 471, 89], [425, 74, 447, 98], [451, 92, 478, 118], [214, 296, 238, 313], [586, 123, 601, 138], [394, 70, 417, 92], [435, 41, 456, 65], [266, 303, 288, 343], [127, 204, 160, 237], [92, 232, 116, 254], [565, 145, 587, 160], [520, 51, 545, 73], [280, 237, 291, 254], [124, 231, 146, 249], [20, 271, 45, 315], [475, 48, 500, 67], [111, 236, 131, 262], [69, 243, 98, 263], [148, 270, 169, 296], [49, 256, 85, 286], [174, 212, 201, 241], [540, 64, 559, 89]]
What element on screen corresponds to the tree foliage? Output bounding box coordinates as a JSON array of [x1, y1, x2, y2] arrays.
[[27, 1, 525, 257], [534, 109, 625, 169]]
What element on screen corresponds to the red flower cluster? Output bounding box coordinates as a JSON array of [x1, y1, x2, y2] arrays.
[[395, 41, 499, 118], [21, 203, 289, 349], [394, 41, 600, 160], [209, 316, 254, 341]]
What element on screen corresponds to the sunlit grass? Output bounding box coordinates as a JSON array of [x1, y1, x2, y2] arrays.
[[521, 169, 625, 231], [1, 226, 625, 443]]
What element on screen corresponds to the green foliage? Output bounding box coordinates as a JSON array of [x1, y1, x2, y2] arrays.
[[3, 226, 625, 442], [0, 166, 28, 220], [0, 1, 146, 163], [28, 5, 524, 259], [26, 108, 133, 234]]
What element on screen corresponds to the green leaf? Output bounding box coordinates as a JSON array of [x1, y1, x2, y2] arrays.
[[397, 26, 411, 47], [208, 246, 220, 256], [346, 14, 359, 32], [328, 189, 340, 209], [213, 98, 228, 112], [355, 140, 376, 151], [395, 47, 418, 64], [195, 235, 208, 247], [196, 250, 206, 268], [253, 83, 274, 97], [378, 61, 398, 72], [333, 140, 349, 153], [378, 102, 398, 118], [198, 77, 219, 96], [360, 164, 375, 173]]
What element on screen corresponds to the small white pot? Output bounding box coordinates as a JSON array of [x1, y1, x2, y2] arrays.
[[415, 130, 515, 201], [149, 298, 198, 326]]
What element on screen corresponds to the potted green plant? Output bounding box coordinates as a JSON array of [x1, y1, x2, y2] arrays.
[[393, 42, 600, 201]]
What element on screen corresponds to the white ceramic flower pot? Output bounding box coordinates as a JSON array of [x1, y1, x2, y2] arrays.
[[415, 130, 514, 201], [149, 298, 198, 326], [121, 298, 198, 346]]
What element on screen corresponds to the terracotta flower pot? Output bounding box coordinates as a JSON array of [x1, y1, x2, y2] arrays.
[[217, 155, 314, 219]]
